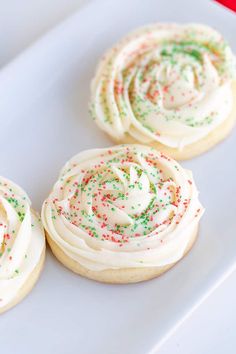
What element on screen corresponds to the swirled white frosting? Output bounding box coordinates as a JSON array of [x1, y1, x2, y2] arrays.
[[42, 145, 204, 271], [0, 177, 45, 309], [90, 23, 236, 149]]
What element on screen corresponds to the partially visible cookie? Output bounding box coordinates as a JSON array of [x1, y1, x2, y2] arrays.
[[90, 23, 236, 159], [42, 145, 204, 283], [0, 177, 45, 314]]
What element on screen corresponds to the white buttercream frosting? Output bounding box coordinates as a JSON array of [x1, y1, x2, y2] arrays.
[[42, 145, 204, 271], [90, 23, 236, 149], [0, 177, 45, 309]]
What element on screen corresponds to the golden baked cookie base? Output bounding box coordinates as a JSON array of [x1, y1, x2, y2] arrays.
[[46, 225, 198, 284], [0, 247, 46, 314], [114, 82, 236, 160]]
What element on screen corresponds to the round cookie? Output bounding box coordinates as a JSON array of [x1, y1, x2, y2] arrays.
[[90, 23, 236, 160], [0, 177, 45, 314], [42, 145, 204, 284]]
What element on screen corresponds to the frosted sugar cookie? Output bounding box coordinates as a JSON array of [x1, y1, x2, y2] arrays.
[[42, 145, 204, 283], [90, 24, 236, 159], [0, 177, 45, 313]]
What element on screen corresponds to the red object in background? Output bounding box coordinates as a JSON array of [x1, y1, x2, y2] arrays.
[[214, 0, 236, 12]]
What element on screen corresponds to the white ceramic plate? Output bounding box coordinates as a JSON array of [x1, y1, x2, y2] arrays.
[[0, 0, 235, 353]]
